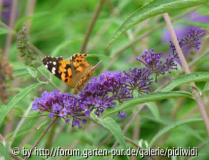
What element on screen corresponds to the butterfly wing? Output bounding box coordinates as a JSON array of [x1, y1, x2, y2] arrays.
[[74, 61, 102, 94], [42, 54, 92, 88], [42, 56, 63, 80], [69, 53, 92, 87]]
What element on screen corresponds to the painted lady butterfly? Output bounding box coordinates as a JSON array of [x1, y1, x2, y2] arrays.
[[42, 53, 101, 94]]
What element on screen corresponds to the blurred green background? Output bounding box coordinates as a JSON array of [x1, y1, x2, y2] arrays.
[[0, 0, 209, 160]]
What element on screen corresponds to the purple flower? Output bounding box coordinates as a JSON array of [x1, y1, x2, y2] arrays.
[[101, 101, 108, 108], [170, 29, 205, 53], [136, 49, 177, 81], [72, 118, 81, 129], [48, 113, 54, 118], [59, 108, 67, 117], [32, 90, 89, 128], [63, 99, 71, 108], [52, 103, 61, 113], [80, 102, 89, 110], [2, 0, 13, 23], [162, 12, 208, 62], [78, 70, 133, 117], [32, 98, 40, 110], [124, 68, 152, 94], [92, 98, 101, 107], [82, 118, 87, 124], [163, 12, 209, 42], [65, 118, 70, 123], [84, 110, 91, 117], [136, 49, 163, 69], [118, 111, 128, 119]]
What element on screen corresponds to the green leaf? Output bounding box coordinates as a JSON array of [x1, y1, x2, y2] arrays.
[[13, 69, 29, 78], [102, 91, 192, 118], [27, 67, 38, 78], [0, 143, 10, 160], [8, 130, 31, 143], [149, 118, 203, 147], [146, 102, 161, 121], [37, 118, 51, 130], [0, 83, 45, 125], [108, 0, 208, 46], [0, 27, 11, 35], [101, 117, 127, 157], [17, 113, 49, 118], [162, 72, 209, 92], [203, 82, 209, 95], [189, 55, 209, 66]]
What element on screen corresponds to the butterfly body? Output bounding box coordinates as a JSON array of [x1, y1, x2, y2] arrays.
[[43, 53, 101, 94]]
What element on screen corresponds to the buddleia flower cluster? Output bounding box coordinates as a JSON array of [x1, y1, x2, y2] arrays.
[[32, 90, 88, 128], [169, 28, 205, 56], [32, 47, 179, 128], [136, 49, 177, 81]]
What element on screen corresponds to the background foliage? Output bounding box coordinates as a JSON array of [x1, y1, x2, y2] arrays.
[[0, 0, 209, 159]]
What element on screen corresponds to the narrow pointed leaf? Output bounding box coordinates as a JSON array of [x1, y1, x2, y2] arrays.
[[0, 83, 45, 125], [101, 117, 127, 156], [102, 91, 192, 118], [162, 72, 209, 92], [108, 0, 208, 46], [203, 81, 209, 95]]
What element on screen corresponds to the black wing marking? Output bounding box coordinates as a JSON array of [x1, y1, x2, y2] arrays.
[[42, 56, 63, 79]]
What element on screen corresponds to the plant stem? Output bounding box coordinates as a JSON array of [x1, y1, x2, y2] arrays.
[[29, 42, 45, 57], [24, 118, 57, 160], [4, 0, 17, 58], [25, 0, 37, 34], [163, 13, 209, 134], [0, 0, 2, 20], [79, 0, 105, 53], [44, 120, 57, 149]]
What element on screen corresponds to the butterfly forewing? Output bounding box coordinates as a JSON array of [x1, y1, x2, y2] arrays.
[[42, 56, 63, 79]]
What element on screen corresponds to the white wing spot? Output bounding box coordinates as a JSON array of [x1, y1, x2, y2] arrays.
[[50, 61, 52, 63], [45, 65, 48, 68], [53, 62, 56, 65], [52, 67, 56, 74]]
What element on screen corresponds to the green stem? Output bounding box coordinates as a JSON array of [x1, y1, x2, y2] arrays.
[[79, 0, 106, 53]]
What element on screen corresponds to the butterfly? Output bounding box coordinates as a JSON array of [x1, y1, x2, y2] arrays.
[[42, 53, 101, 94]]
